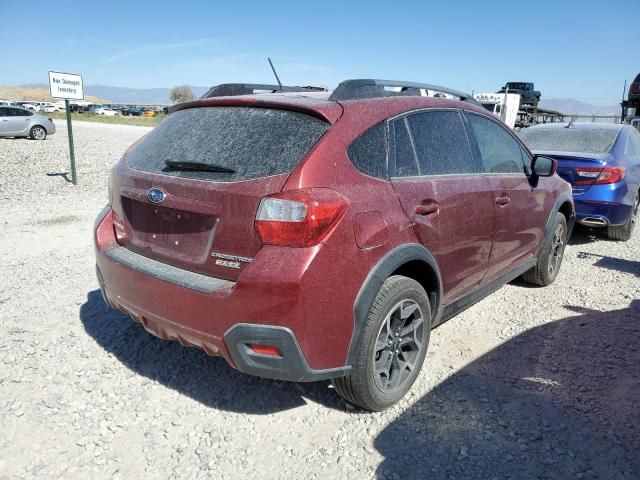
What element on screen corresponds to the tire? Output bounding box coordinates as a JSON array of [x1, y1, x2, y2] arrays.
[[29, 126, 47, 140], [607, 193, 639, 241], [333, 275, 431, 411], [523, 212, 567, 286]]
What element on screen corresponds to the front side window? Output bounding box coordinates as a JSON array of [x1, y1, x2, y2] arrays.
[[405, 110, 475, 175], [467, 113, 526, 174]]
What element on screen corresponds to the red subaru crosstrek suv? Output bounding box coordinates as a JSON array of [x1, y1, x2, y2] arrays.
[[95, 79, 574, 411]]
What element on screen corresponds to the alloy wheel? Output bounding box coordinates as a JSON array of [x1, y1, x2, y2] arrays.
[[373, 299, 425, 393], [548, 222, 566, 276], [32, 127, 46, 140]]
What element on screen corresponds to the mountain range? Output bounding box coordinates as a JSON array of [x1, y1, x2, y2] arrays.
[[9, 83, 623, 114]]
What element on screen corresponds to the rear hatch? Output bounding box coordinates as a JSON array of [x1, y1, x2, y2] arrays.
[[110, 104, 332, 281]]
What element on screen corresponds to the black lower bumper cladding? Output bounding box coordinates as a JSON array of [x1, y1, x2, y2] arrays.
[[224, 324, 351, 382]]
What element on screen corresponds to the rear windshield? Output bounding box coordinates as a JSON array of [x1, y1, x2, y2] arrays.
[[126, 106, 330, 181], [519, 128, 619, 154]]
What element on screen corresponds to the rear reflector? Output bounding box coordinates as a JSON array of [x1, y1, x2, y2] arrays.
[[248, 344, 282, 357], [255, 188, 348, 247], [575, 167, 625, 185]]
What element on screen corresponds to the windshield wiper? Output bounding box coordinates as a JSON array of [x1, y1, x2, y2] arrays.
[[164, 160, 235, 173]]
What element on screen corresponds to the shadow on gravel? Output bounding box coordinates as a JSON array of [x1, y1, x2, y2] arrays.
[[46, 172, 72, 183], [577, 252, 640, 277], [568, 225, 613, 245], [80, 290, 346, 414], [375, 300, 640, 480]]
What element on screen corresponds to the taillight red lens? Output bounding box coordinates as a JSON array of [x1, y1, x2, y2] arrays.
[[112, 210, 127, 243], [255, 188, 348, 247], [574, 167, 625, 185]]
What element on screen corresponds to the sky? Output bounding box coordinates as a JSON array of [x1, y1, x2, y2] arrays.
[[0, 0, 638, 105]]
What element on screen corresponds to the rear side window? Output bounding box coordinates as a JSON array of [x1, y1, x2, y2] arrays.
[[467, 113, 525, 174], [391, 118, 419, 177], [10, 108, 31, 117], [347, 123, 388, 178], [406, 110, 475, 175], [126, 107, 330, 182]]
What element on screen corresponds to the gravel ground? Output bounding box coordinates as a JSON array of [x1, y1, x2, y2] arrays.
[[0, 120, 638, 479]]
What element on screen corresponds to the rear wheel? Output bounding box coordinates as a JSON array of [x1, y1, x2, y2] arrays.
[[29, 126, 46, 140], [607, 194, 639, 241], [333, 275, 431, 411], [523, 212, 567, 286]]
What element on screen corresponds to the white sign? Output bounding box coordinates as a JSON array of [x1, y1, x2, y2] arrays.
[[48, 71, 84, 100]]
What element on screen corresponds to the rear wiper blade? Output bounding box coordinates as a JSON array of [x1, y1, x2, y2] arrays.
[[164, 160, 235, 173]]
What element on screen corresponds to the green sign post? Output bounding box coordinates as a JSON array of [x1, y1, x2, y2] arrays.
[[64, 99, 77, 184], [48, 71, 83, 185]]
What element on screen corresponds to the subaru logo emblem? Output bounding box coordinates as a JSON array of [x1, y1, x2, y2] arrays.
[[147, 188, 166, 204]]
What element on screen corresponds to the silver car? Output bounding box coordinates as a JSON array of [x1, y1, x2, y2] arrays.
[[0, 106, 56, 140]]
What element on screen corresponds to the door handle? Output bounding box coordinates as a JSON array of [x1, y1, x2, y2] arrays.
[[415, 203, 439, 215], [495, 194, 511, 206]]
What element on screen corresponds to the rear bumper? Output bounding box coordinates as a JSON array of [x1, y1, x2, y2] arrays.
[[574, 199, 632, 226], [574, 183, 633, 227], [94, 207, 355, 382]]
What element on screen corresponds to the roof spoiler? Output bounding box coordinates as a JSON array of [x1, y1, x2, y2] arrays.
[[328, 79, 480, 105], [201, 83, 327, 98]]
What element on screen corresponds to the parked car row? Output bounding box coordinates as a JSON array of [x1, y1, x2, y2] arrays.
[[71, 104, 167, 117]]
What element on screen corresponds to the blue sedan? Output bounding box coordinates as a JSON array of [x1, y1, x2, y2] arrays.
[[520, 123, 640, 241]]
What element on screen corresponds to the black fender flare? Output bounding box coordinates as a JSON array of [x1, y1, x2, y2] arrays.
[[542, 194, 575, 252], [347, 243, 442, 365]]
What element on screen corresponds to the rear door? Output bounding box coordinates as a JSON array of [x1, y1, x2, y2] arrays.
[[111, 106, 331, 281], [2, 108, 31, 135], [465, 112, 546, 279], [389, 109, 494, 304]]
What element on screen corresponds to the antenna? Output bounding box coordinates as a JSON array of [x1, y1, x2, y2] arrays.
[[268, 58, 283, 91]]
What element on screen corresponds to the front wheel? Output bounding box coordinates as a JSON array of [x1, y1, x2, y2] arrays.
[[523, 212, 567, 286], [29, 126, 47, 140], [333, 275, 431, 411], [607, 194, 638, 241]]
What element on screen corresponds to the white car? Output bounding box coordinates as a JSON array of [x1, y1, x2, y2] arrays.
[[22, 103, 38, 111], [43, 105, 64, 113], [97, 107, 119, 116]]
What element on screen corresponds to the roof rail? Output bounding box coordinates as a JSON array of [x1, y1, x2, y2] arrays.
[[328, 79, 480, 105], [201, 83, 327, 98]]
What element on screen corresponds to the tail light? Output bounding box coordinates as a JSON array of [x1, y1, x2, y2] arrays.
[[255, 188, 348, 247], [112, 210, 127, 243], [575, 167, 625, 185]]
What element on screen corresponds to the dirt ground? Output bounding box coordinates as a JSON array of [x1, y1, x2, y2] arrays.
[[1, 120, 638, 479]]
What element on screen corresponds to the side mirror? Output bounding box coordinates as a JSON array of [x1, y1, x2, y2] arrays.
[[531, 155, 557, 177]]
